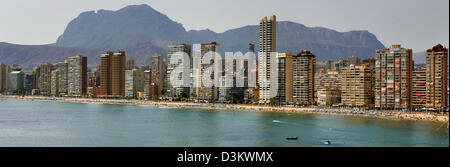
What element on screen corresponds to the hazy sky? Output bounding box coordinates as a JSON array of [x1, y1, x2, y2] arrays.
[[1, 0, 448, 51]]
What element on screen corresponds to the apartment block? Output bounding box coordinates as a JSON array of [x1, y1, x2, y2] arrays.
[[341, 64, 373, 107], [412, 69, 426, 109], [125, 69, 145, 98], [425, 44, 448, 111], [39, 63, 55, 96], [151, 53, 164, 98], [0, 63, 11, 92], [292, 50, 315, 105], [167, 44, 192, 99], [67, 55, 87, 97], [50, 70, 60, 96], [375, 45, 413, 110], [54, 62, 68, 95], [99, 51, 126, 97], [258, 15, 276, 104]]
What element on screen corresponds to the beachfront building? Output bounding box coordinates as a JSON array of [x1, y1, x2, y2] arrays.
[[315, 68, 341, 103], [0, 63, 11, 93], [39, 63, 55, 96], [197, 42, 219, 102], [7, 71, 24, 94], [258, 15, 276, 104], [341, 64, 373, 107], [125, 69, 145, 98], [317, 88, 341, 106], [244, 86, 259, 104], [275, 51, 293, 104], [425, 44, 448, 111], [99, 51, 126, 97], [292, 50, 316, 105], [151, 54, 164, 99], [54, 62, 68, 96], [143, 70, 152, 99], [375, 45, 413, 110], [22, 70, 35, 94], [50, 70, 60, 96], [166, 44, 192, 100], [412, 69, 427, 109], [67, 55, 87, 97]]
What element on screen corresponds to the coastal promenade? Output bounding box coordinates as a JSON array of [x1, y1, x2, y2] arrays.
[[1, 95, 449, 123]]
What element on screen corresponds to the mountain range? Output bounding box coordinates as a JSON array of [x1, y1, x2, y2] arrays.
[[1, 4, 386, 69]]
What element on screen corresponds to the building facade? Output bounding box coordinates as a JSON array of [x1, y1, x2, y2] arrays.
[[292, 50, 315, 105], [39, 63, 55, 96], [99, 51, 126, 97], [258, 15, 276, 104], [151, 53, 164, 98], [8, 71, 24, 93], [425, 44, 448, 111], [50, 70, 60, 96], [167, 44, 192, 99], [126, 59, 136, 70], [341, 64, 373, 107], [412, 69, 427, 109], [125, 69, 145, 98], [317, 88, 341, 106], [54, 62, 68, 96], [197, 42, 219, 101], [67, 55, 87, 97], [276, 51, 293, 104], [375, 45, 413, 110], [0, 63, 11, 92]]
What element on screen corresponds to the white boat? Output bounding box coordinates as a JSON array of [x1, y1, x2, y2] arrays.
[[272, 120, 281, 123]]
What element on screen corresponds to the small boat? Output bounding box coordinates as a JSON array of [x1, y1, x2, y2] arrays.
[[324, 140, 331, 145], [272, 120, 281, 123], [286, 137, 298, 140]]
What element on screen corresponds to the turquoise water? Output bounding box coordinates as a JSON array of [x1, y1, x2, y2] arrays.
[[0, 99, 448, 147]]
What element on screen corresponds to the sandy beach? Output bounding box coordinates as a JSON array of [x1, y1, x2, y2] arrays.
[[1, 95, 449, 124]]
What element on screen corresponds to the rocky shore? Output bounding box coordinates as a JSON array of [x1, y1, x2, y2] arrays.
[[1, 95, 449, 123]]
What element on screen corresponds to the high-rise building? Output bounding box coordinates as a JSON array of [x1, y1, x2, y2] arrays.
[[99, 51, 126, 97], [22, 70, 35, 94], [50, 70, 60, 96], [412, 69, 426, 109], [375, 45, 413, 110], [341, 64, 373, 107], [144, 69, 152, 98], [292, 50, 316, 105], [167, 44, 192, 99], [325, 60, 334, 71], [276, 51, 293, 104], [67, 55, 87, 97], [125, 69, 145, 98], [347, 56, 361, 65], [8, 71, 24, 93], [258, 15, 276, 104], [126, 59, 136, 70], [151, 53, 164, 98], [39, 63, 55, 96], [332, 59, 349, 71], [197, 42, 219, 101], [54, 62, 68, 95], [425, 44, 448, 111], [0, 63, 11, 92]]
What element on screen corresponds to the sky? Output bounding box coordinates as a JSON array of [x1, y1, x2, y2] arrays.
[[0, 0, 448, 52]]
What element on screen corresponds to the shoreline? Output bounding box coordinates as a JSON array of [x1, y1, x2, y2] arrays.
[[1, 95, 449, 124]]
